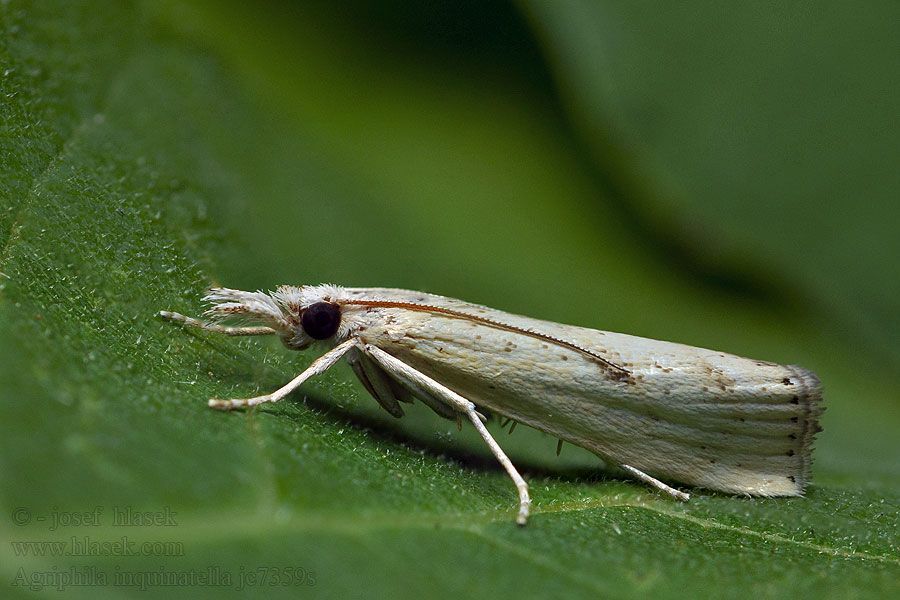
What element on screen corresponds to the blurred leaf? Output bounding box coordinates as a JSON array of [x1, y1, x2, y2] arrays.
[[2, 1, 898, 598], [520, 0, 900, 368]]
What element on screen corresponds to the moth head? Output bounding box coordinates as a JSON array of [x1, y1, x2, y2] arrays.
[[287, 284, 350, 348], [202, 285, 349, 350], [299, 301, 342, 341]]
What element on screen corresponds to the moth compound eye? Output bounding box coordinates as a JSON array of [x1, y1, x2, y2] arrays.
[[301, 302, 342, 340]]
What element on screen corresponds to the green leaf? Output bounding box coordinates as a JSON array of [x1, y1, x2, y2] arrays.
[[2, 1, 898, 598]]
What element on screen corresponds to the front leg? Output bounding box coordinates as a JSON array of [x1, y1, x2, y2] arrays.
[[209, 338, 357, 409], [361, 344, 531, 525], [158, 311, 277, 337]]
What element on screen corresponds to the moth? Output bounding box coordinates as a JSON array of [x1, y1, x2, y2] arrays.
[[159, 284, 824, 525]]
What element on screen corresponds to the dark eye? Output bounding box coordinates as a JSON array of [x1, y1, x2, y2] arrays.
[[301, 302, 341, 340]]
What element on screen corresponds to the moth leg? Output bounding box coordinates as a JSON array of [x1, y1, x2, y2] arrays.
[[348, 348, 462, 420], [208, 338, 357, 410], [158, 311, 277, 337], [381, 365, 459, 420], [362, 344, 531, 525], [372, 360, 478, 422], [344, 345, 458, 421], [413, 388, 460, 420], [346, 349, 405, 418], [621, 464, 690, 501], [358, 345, 486, 421]]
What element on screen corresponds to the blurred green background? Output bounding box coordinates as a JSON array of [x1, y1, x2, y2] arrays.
[[2, 1, 898, 598]]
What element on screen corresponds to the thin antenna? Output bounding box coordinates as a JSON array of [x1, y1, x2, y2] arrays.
[[338, 299, 630, 377]]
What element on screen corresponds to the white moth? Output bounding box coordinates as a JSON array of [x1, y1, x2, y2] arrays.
[[159, 284, 824, 525]]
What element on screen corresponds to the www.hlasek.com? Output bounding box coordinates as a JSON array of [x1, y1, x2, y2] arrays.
[[11, 536, 184, 557]]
